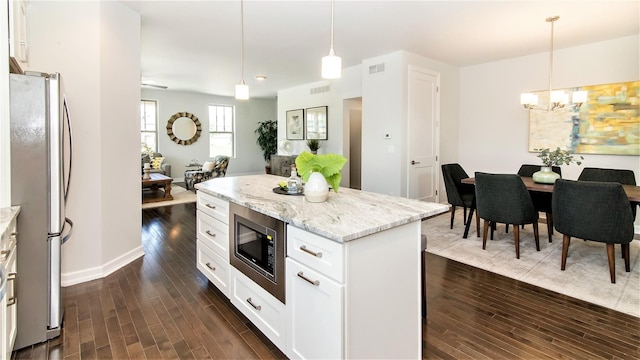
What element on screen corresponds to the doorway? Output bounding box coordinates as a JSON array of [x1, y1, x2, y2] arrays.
[[407, 66, 440, 202], [344, 98, 362, 190]]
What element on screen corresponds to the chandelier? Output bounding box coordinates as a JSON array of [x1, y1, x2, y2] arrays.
[[520, 16, 587, 111]]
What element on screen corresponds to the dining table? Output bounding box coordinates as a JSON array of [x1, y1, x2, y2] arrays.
[[459, 176, 640, 238]]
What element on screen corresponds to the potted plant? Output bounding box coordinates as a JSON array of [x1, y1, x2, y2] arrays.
[[533, 147, 584, 183], [295, 151, 347, 202], [255, 120, 278, 173], [306, 139, 321, 154]]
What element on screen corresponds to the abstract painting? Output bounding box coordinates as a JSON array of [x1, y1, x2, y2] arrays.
[[528, 80, 639, 155]]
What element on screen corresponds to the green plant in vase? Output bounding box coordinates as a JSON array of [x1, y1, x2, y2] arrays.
[[306, 139, 321, 154], [532, 147, 584, 184], [254, 120, 278, 173], [534, 147, 583, 167], [295, 151, 347, 202]]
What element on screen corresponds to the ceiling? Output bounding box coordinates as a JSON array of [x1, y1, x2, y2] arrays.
[[121, 0, 640, 99]]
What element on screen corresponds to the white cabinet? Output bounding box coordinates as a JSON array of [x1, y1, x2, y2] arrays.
[[286, 258, 343, 359], [196, 192, 230, 297], [8, 0, 29, 72], [1, 215, 18, 360], [286, 222, 422, 359]]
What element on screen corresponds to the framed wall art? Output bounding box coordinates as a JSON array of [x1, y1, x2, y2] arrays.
[[286, 109, 304, 140], [305, 106, 328, 140], [528, 80, 639, 156]]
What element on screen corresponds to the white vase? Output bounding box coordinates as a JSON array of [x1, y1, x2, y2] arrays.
[[304, 172, 329, 202], [532, 166, 560, 184]]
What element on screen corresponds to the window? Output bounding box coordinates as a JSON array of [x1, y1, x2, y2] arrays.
[[141, 100, 157, 154], [209, 105, 235, 157]]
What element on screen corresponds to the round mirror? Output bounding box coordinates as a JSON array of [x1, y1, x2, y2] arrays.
[[173, 117, 196, 140], [166, 112, 202, 145]]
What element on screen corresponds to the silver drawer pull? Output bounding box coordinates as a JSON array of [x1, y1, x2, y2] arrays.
[[205, 262, 216, 271], [246, 297, 261, 310], [205, 230, 216, 237], [297, 271, 320, 286], [205, 203, 216, 209], [0, 250, 10, 262], [7, 273, 16, 306], [300, 245, 323, 258]]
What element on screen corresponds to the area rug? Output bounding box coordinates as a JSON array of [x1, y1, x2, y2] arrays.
[[142, 185, 196, 209], [422, 210, 640, 318]]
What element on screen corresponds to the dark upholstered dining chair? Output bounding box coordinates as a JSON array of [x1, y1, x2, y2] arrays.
[[578, 167, 636, 185], [517, 164, 562, 242], [474, 172, 540, 259], [441, 164, 479, 235], [552, 179, 634, 283], [578, 167, 638, 224]]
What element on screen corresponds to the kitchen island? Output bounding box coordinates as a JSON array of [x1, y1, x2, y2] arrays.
[[195, 174, 448, 359]]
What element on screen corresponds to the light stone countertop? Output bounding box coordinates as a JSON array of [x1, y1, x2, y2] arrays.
[[0, 206, 20, 241], [196, 174, 449, 242]]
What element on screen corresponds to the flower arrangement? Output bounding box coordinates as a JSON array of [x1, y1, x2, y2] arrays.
[[295, 151, 347, 192], [534, 147, 584, 167]]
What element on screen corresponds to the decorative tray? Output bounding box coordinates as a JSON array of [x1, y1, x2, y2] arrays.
[[272, 187, 303, 196]]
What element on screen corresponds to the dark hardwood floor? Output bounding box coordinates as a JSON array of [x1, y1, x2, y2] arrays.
[[13, 202, 640, 359]]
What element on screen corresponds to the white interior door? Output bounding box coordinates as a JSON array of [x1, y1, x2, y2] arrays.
[[407, 66, 440, 202]]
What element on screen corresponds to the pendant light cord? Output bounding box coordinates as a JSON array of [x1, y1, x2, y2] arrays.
[[240, 0, 245, 84], [329, 0, 335, 54], [547, 16, 558, 110]]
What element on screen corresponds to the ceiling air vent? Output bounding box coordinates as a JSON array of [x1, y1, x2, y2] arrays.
[[368, 63, 385, 74], [310, 85, 331, 95]]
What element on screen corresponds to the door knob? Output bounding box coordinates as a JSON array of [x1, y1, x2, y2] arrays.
[[411, 160, 421, 165]]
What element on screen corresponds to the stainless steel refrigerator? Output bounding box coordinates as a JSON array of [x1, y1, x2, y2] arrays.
[[9, 72, 73, 349]]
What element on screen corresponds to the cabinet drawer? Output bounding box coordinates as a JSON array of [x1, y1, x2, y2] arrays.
[[287, 225, 344, 282], [1, 217, 17, 253], [230, 267, 286, 352], [197, 210, 229, 258], [197, 240, 230, 298], [197, 192, 229, 224]]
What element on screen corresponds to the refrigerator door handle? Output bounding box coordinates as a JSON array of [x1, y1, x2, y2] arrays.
[[62, 218, 73, 244], [63, 97, 73, 202]]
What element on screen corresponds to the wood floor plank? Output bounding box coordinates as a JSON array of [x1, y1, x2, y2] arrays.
[[104, 315, 129, 360], [13, 202, 640, 360]]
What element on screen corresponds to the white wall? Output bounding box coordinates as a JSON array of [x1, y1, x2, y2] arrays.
[[362, 51, 460, 197], [459, 35, 639, 180], [141, 89, 277, 179], [29, 1, 142, 285], [278, 51, 459, 198], [276, 65, 362, 157], [0, 1, 9, 208]]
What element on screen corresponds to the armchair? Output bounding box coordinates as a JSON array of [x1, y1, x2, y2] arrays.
[[141, 152, 172, 177], [184, 155, 230, 190]]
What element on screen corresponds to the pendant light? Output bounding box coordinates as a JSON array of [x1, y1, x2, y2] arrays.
[[235, 0, 249, 100], [520, 16, 587, 111], [321, 0, 341, 79]]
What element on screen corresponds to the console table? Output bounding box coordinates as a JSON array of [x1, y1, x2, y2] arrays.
[[270, 155, 297, 177]]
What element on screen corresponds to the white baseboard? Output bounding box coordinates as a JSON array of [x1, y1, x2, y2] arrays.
[[61, 246, 145, 287]]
